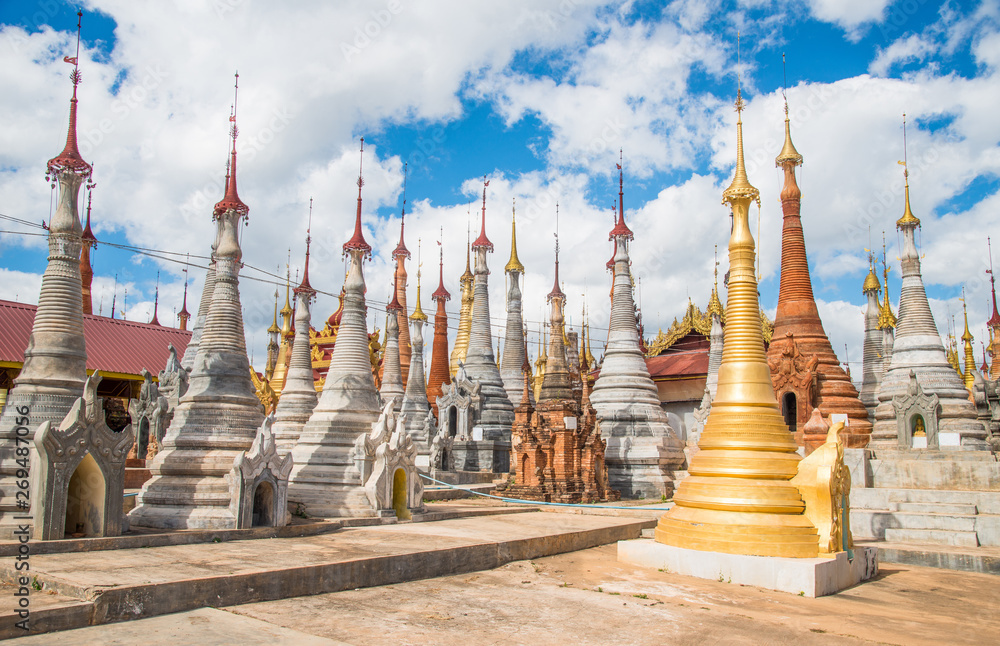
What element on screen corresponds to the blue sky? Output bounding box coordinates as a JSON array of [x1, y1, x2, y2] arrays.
[[1, 0, 999, 374]]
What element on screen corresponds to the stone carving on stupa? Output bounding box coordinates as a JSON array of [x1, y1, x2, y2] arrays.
[[393, 168, 412, 388], [156, 343, 187, 431], [351, 400, 426, 519], [426, 231, 452, 419], [449, 178, 514, 472], [505, 223, 617, 503], [590, 157, 684, 499], [0, 14, 94, 538], [872, 128, 988, 451], [127, 368, 168, 460], [765, 100, 871, 453], [33, 372, 133, 540], [790, 421, 854, 554], [656, 88, 821, 557], [286, 139, 384, 518], [500, 199, 533, 408], [435, 362, 483, 446], [130, 75, 266, 530], [272, 216, 320, 453], [379, 277, 406, 412], [400, 242, 434, 462], [228, 414, 293, 528], [450, 228, 475, 377]]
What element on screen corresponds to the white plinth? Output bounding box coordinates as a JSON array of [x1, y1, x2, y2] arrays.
[[617, 539, 878, 598]]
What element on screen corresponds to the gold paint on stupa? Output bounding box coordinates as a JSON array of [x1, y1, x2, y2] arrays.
[[655, 90, 819, 558], [961, 292, 976, 393]]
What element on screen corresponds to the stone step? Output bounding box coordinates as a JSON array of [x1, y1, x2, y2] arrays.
[[888, 512, 978, 532], [884, 528, 980, 548], [892, 502, 978, 515], [885, 490, 986, 504]]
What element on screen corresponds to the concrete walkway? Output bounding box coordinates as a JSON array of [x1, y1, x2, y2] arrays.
[[1, 509, 653, 639]]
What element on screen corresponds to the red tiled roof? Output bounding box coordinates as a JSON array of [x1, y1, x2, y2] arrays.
[[0, 299, 191, 377], [646, 350, 709, 379]]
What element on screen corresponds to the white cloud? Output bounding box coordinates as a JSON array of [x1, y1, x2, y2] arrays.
[[805, 0, 892, 32]]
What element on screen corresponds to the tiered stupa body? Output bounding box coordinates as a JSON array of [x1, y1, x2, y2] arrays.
[[590, 163, 684, 499], [500, 203, 533, 408], [393, 209, 412, 387], [872, 171, 988, 449], [379, 279, 406, 412], [859, 257, 883, 420], [0, 28, 93, 537], [656, 93, 820, 557], [454, 180, 514, 471], [400, 260, 433, 447], [765, 109, 872, 452], [450, 241, 475, 376], [131, 82, 266, 529], [426, 245, 452, 418], [272, 231, 320, 453], [287, 140, 382, 517]]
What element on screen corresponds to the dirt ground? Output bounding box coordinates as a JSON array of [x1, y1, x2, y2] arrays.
[[230, 543, 1000, 646]]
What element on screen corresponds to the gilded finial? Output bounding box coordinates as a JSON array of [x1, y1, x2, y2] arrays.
[[411, 238, 427, 322], [775, 54, 803, 167], [707, 244, 725, 320], [722, 32, 760, 208], [896, 114, 920, 228], [268, 289, 280, 334], [863, 247, 881, 294], [878, 233, 897, 329], [505, 197, 525, 274]]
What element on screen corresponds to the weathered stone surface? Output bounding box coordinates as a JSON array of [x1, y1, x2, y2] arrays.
[[400, 316, 432, 448], [378, 307, 405, 413], [355, 401, 426, 518], [229, 414, 293, 529]]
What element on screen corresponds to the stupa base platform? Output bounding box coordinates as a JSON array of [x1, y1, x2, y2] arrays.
[[618, 538, 878, 597], [452, 440, 510, 473]]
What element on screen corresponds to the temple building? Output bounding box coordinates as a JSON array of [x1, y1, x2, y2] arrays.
[[506, 231, 616, 503], [589, 160, 684, 499], [500, 201, 531, 408], [871, 152, 988, 450], [130, 76, 266, 529], [764, 102, 872, 453], [450, 237, 475, 377], [450, 179, 514, 472], [272, 224, 319, 453], [287, 139, 384, 517], [426, 239, 451, 418], [0, 21, 96, 537]]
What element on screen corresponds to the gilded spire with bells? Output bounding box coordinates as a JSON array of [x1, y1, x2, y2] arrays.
[[505, 198, 525, 274], [279, 251, 293, 340], [657, 54, 820, 558], [178, 257, 191, 330], [294, 198, 316, 299], [961, 288, 976, 392], [706, 244, 725, 321], [896, 115, 920, 229], [877, 235, 897, 330], [411, 239, 428, 323], [863, 249, 881, 295]]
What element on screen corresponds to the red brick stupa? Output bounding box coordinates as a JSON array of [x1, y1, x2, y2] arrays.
[[765, 100, 872, 453], [426, 231, 451, 418]]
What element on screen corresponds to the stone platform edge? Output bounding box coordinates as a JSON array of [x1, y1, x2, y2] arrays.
[[617, 538, 878, 597], [0, 515, 654, 639]]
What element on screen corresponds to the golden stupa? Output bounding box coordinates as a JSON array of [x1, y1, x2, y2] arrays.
[[655, 89, 819, 558]]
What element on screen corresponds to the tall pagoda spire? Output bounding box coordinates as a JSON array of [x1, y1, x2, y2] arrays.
[[287, 136, 386, 517], [765, 80, 871, 452], [501, 198, 532, 407], [394, 163, 411, 387], [131, 72, 264, 530], [401, 240, 432, 447], [657, 77, 820, 557], [450, 210, 476, 375], [343, 137, 372, 258], [961, 289, 976, 392], [427, 228, 452, 417], [987, 237, 1000, 381], [871, 115, 987, 449], [80, 175, 97, 314], [149, 272, 161, 326], [0, 11, 94, 538], [273, 209, 320, 452], [379, 271, 406, 412], [590, 153, 683, 499], [540, 208, 573, 402], [458, 175, 514, 471], [860, 248, 884, 419], [178, 260, 191, 331]]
